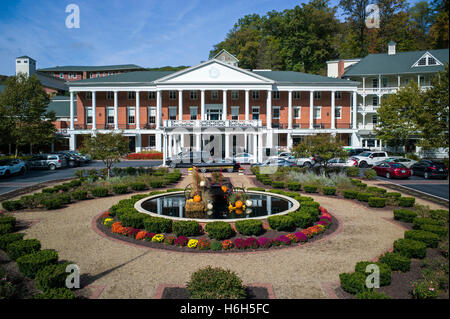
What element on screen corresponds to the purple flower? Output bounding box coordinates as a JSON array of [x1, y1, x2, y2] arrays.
[[145, 232, 156, 240], [233, 238, 246, 249], [244, 237, 259, 249], [257, 237, 270, 248], [294, 232, 308, 242], [174, 236, 188, 246], [320, 215, 332, 222], [318, 220, 329, 227], [276, 235, 291, 245]]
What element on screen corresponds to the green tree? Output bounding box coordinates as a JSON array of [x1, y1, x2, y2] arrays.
[[80, 132, 129, 179], [291, 134, 348, 169], [338, 0, 370, 57], [0, 73, 55, 157], [429, 0, 449, 48], [375, 82, 423, 154]]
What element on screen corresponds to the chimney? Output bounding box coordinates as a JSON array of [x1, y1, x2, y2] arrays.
[[388, 41, 396, 55]]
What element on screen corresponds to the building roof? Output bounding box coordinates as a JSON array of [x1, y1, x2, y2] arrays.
[[35, 72, 68, 91], [342, 49, 449, 77], [38, 64, 143, 72], [16, 55, 35, 60], [69, 70, 176, 87], [252, 70, 359, 86], [210, 49, 239, 62], [46, 95, 76, 117]]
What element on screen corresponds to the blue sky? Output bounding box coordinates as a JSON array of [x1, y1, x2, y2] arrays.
[[0, 0, 424, 75]]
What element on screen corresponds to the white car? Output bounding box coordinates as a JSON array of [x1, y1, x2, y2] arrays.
[[273, 152, 315, 167], [327, 158, 358, 167], [0, 159, 27, 177], [352, 151, 389, 168], [386, 157, 418, 168], [226, 152, 255, 164]]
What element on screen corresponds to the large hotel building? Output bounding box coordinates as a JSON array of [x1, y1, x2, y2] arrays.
[[7, 43, 449, 160]]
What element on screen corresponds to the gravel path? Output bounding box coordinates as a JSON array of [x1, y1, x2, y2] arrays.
[[8, 175, 447, 299]]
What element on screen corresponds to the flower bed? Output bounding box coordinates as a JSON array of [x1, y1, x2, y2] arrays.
[[126, 152, 163, 160]]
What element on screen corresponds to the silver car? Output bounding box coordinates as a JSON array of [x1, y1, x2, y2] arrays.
[[27, 154, 68, 170], [226, 152, 255, 164]]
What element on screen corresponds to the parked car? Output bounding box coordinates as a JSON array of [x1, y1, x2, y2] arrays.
[[251, 157, 296, 168], [352, 151, 389, 168], [57, 151, 81, 167], [26, 154, 68, 170], [327, 158, 358, 167], [372, 162, 411, 179], [166, 151, 210, 168], [346, 148, 371, 157], [70, 151, 91, 164], [388, 157, 418, 168], [0, 159, 27, 177], [225, 152, 255, 164], [410, 160, 448, 179]]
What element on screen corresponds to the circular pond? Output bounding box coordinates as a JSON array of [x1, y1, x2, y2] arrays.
[[134, 191, 300, 222]]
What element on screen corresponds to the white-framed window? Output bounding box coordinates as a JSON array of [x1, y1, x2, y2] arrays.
[[382, 78, 388, 88], [335, 106, 342, 119], [294, 91, 301, 99], [428, 57, 436, 65], [335, 91, 342, 99], [273, 106, 280, 119], [89, 73, 93, 78], [190, 90, 198, 100], [293, 106, 301, 119], [372, 78, 378, 88], [372, 96, 378, 106], [211, 90, 219, 100], [86, 92, 92, 100], [314, 91, 321, 100], [149, 135, 156, 147], [59, 73, 64, 79], [169, 106, 177, 120], [128, 91, 135, 100], [272, 91, 280, 100], [106, 107, 114, 124], [252, 90, 260, 100], [231, 90, 239, 100], [190, 106, 198, 120], [107, 91, 114, 100], [85, 107, 93, 124], [372, 114, 378, 124], [418, 57, 427, 66], [313, 106, 322, 119], [127, 107, 135, 124], [231, 106, 239, 120], [148, 91, 155, 99], [96, 72, 100, 78], [169, 90, 177, 100], [148, 107, 156, 124], [252, 106, 260, 120]]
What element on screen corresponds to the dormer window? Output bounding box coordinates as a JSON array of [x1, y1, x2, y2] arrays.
[[428, 57, 436, 65], [418, 58, 427, 66], [413, 52, 443, 67]]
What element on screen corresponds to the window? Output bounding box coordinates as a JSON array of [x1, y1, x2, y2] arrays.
[[59, 73, 64, 79], [335, 91, 342, 99], [313, 106, 321, 119], [190, 91, 198, 100], [382, 78, 388, 88], [149, 135, 156, 147], [127, 107, 135, 124], [335, 106, 342, 119], [190, 107, 198, 120], [294, 91, 301, 99], [107, 91, 113, 100], [372, 78, 378, 88], [86, 107, 92, 124], [293, 106, 301, 119], [314, 91, 321, 100], [86, 92, 92, 100], [252, 90, 260, 100], [418, 57, 427, 66], [211, 91, 218, 100], [231, 90, 239, 100], [148, 91, 155, 99], [128, 91, 135, 100], [96, 72, 100, 78], [372, 96, 378, 106], [106, 107, 114, 124], [428, 57, 436, 65], [169, 106, 177, 120], [169, 90, 177, 100], [148, 107, 156, 124], [372, 115, 378, 124], [273, 91, 280, 100], [231, 106, 239, 120], [252, 106, 260, 120], [273, 106, 280, 119]]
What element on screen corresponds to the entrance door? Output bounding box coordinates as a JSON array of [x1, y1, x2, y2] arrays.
[[206, 105, 223, 120], [128, 136, 136, 152]]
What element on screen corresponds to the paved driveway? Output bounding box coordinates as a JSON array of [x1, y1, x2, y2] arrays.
[[375, 175, 449, 200]]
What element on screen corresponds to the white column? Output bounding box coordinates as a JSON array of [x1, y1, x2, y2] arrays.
[[331, 90, 335, 130], [135, 134, 142, 153], [156, 132, 162, 151], [195, 133, 201, 151], [352, 91, 357, 129], [288, 90, 292, 129], [225, 133, 230, 159], [178, 90, 183, 120], [70, 91, 74, 130], [309, 90, 314, 129], [69, 134, 76, 151], [245, 90, 250, 121], [244, 133, 248, 153], [257, 133, 263, 163], [266, 90, 272, 129], [417, 74, 420, 87], [287, 133, 293, 150], [222, 90, 227, 120], [114, 91, 118, 130], [135, 90, 140, 129], [162, 134, 167, 166], [92, 91, 96, 130], [179, 133, 184, 152], [201, 90, 205, 120], [398, 75, 401, 88], [253, 134, 257, 163], [156, 90, 161, 129], [362, 77, 366, 93], [168, 134, 173, 157]]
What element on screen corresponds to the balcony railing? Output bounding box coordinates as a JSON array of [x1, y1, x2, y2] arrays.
[[164, 119, 262, 128], [358, 123, 377, 130], [358, 85, 433, 95]]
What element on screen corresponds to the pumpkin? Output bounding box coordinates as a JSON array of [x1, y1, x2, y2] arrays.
[[235, 200, 243, 208], [221, 185, 228, 192], [193, 195, 201, 202], [235, 209, 243, 215]]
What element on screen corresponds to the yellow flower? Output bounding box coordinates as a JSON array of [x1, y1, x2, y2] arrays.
[[187, 239, 198, 248], [103, 218, 113, 225], [152, 234, 164, 242]]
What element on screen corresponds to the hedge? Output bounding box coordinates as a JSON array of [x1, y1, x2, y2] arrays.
[[234, 220, 263, 236], [33, 287, 76, 299], [322, 186, 336, 195], [267, 215, 295, 231], [143, 217, 173, 233], [420, 224, 448, 238], [346, 167, 360, 177], [271, 181, 285, 189], [0, 216, 16, 228], [393, 238, 427, 259], [378, 252, 411, 272], [394, 209, 417, 223], [398, 197, 415, 207], [355, 261, 392, 286], [0, 233, 25, 250], [429, 209, 449, 221], [356, 290, 391, 299], [303, 185, 318, 193], [130, 182, 147, 191], [386, 192, 402, 199], [112, 184, 128, 194], [42, 198, 63, 210], [91, 187, 109, 197], [288, 211, 315, 229], [16, 249, 58, 278], [412, 217, 443, 230], [404, 230, 439, 248], [357, 192, 372, 202], [368, 197, 386, 208], [339, 272, 368, 294], [204, 222, 233, 240], [172, 220, 201, 237], [366, 186, 387, 195], [71, 190, 88, 200], [343, 190, 359, 199], [0, 224, 13, 236], [120, 212, 149, 229], [286, 182, 301, 191], [1, 200, 23, 211], [35, 262, 71, 291], [7, 239, 41, 260]]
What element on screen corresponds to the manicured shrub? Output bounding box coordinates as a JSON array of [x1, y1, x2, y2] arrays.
[[16, 249, 58, 278], [1, 200, 23, 211], [0, 233, 25, 250], [339, 272, 368, 294], [297, 196, 314, 202], [267, 215, 295, 231], [322, 186, 336, 195], [413, 217, 443, 229], [205, 222, 233, 240], [33, 287, 76, 299], [210, 240, 223, 251], [286, 182, 301, 191], [385, 192, 401, 199], [149, 180, 164, 188], [271, 181, 285, 189], [393, 238, 427, 259], [346, 167, 360, 177], [247, 187, 265, 192], [420, 224, 448, 238], [404, 230, 439, 248], [368, 197, 386, 208], [35, 262, 71, 291], [143, 217, 172, 233], [120, 212, 149, 229], [68, 179, 82, 187], [300, 201, 320, 209], [356, 290, 391, 299], [398, 197, 415, 207], [393, 209, 417, 222], [355, 261, 392, 286], [378, 252, 411, 272], [0, 224, 13, 236], [0, 216, 16, 229], [173, 220, 201, 237], [186, 266, 246, 299], [130, 182, 147, 191], [112, 184, 128, 194], [343, 190, 359, 199], [7, 239, 41, 260], [303, 185, 318, 193], [91, 187, 109, 197], [288, 211, 314, 229], [71, 190, 88, 200], [363, 169, 377, 180], [42, 198, 63, 210], [125, 166, 137, 175], [42, 187, 58, 194], [357, 192, 372, 202], [428, 209, 449, 222], [234, 219, 263, 236], [366, 186, 387, 195], [56, 194, 71, 205]]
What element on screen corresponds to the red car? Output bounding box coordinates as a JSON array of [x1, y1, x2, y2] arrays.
[[373, 162, 411, 179]]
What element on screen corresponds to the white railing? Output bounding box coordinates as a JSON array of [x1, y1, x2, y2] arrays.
[[358, 105, 379, 113], [164, 119, 262, 128], [357, 87, 399, 95], [358, 123, 377, 130]]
